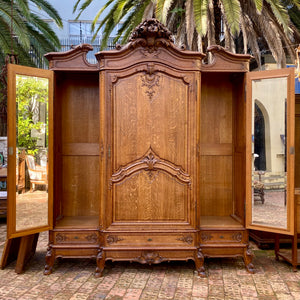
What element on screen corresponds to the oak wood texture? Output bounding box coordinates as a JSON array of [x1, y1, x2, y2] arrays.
[[4, 19, 296, 276]]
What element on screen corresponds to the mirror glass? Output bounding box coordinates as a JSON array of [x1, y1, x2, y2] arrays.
[[15, 75, 49, 232], [251, 77, 287, 229]]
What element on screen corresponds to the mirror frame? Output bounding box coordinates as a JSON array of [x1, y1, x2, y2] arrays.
[[246, 68, 295, 235], [7, 64, 53, 239]]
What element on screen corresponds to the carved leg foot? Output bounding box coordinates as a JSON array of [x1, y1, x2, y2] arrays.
[[195, 248, 206, 277], [243, 246, 254, 274], [44, 245, 55, 275], [95, 248, 105, 278]]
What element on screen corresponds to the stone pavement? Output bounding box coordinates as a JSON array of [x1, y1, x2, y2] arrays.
[[0, 219, 299, 300]]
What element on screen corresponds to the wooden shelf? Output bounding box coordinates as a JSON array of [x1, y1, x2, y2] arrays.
[[56, 216, 98, 229], [200, 216, 243, 229]]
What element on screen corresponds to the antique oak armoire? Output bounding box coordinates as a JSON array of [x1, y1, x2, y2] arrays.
[[0, 19, 296, 276]]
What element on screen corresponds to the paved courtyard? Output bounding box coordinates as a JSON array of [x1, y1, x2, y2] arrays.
[[0, 219, 299, 299]]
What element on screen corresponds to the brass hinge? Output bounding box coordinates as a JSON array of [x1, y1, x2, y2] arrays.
[[290, 146, 295, 155], [108, 146, 111, 158]]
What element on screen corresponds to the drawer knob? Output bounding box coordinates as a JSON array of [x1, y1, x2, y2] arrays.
[[147, 238, 152, 242], [220, 235, 224, 239]]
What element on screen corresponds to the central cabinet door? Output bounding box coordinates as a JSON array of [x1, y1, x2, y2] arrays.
[[104, 66, 197, 229]]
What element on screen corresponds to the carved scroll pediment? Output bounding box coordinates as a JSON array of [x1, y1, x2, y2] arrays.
[[202, 45, 252, 72], [110, 147, 191, 188], [45, 44, 99, 71]]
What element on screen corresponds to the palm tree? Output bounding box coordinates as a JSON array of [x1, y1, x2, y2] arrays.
[[0, 0, 62, 67], [0, 0, 63, 135], [74, 0, 299, 68]]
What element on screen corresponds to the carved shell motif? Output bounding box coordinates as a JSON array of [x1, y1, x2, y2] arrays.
[[134, 251, 165, 265]]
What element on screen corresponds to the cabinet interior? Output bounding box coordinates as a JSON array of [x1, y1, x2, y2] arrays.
[[54, 72, 99, 227], [200, 72, 245, 227]]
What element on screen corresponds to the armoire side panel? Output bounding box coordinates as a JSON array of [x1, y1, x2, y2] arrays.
[[233, 75, 247, 221], [295, 96, 300, 189]]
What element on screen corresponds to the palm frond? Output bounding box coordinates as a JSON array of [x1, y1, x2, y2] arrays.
[[113, 0, 130, 23], [265, 0, 290, 34], [29, 0, 63, 27], [193, 0, 208, 37], [162, 0, 174, 24], [29, 13, 61, 48], [252, 0, 263, 12], [74, 0, 94, 20], [0, 2, 30, 50], [15, 0, 30, 19], [91, 0, 115, 31], [220, 0, 241, 36], [156, 0, 165, 21]]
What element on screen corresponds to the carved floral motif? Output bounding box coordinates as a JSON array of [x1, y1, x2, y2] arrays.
[[86, 233, 98, 243], [201, 233, 213, 242], [141, 73, 160, 102], [56, 233, 67, 243], [106, 235, 124, 244], [177, 235, 193, 244], [232, 232, 243, 242]]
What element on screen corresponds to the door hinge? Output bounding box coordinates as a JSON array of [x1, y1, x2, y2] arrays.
[[108, 146, 111, 158], [8, 147, 13, 156], [290, 146, 295, 155]]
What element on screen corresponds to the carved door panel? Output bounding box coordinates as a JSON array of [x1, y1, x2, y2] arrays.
[[105, 66, 197, 228]]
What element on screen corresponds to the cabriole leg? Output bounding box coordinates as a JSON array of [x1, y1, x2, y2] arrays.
[[95, 248, 105, 277], [44, 245, 55, 275], [243, 246, 254, 274], [195, 248, 206, 277]]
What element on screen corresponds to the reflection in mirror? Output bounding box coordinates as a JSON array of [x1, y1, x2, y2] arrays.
[[16, 75, 48, 232], [252, 77, 287, 229]]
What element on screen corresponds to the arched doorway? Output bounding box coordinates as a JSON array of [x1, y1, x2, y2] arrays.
[[254, 103, 266, 171]]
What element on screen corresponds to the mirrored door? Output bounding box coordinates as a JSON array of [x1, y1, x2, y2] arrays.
[[7, 64, 53, 238], [246, 68, 295, 235]]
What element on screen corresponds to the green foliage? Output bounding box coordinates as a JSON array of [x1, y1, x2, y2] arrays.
[[73, 0, 300, 68], [0, 0, 62, 68], [16, 76, 48, 155]]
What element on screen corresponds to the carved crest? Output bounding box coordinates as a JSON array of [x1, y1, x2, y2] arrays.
[[129, 19, 174, 50], [110, 146, 191, 188]]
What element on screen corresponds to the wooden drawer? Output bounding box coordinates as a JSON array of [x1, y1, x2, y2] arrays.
[[200, 230, 246, 244], [104, 233, 196, 247], [53, 230, 99, 245]]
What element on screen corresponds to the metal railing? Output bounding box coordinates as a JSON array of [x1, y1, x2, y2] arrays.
[[31, 36, 119, 69]]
